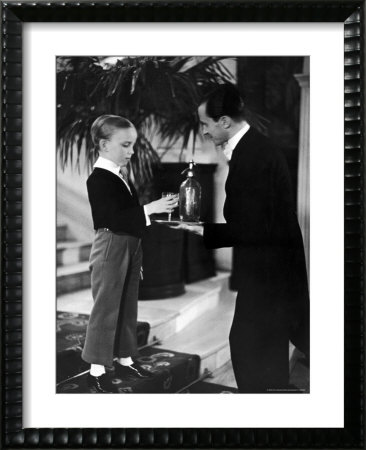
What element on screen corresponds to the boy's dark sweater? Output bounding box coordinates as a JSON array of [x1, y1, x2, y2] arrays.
[[87, 168, 146, 238]]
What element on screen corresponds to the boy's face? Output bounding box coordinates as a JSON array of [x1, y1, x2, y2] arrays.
[[101, 127, 137, 167]]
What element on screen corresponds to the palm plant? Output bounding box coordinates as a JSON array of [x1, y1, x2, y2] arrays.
[[56, 56, 234, 200]]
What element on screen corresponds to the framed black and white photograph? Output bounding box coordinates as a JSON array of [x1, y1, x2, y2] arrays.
[[55, 54, 310, 398], [1, 1, 364, 448]]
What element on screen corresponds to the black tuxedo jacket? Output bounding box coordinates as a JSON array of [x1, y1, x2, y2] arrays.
[[204, 127, 309, 354], [87, 168, 146, 238]]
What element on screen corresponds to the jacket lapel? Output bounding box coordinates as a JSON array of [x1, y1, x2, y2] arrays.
[[227, 127, 256, 184]]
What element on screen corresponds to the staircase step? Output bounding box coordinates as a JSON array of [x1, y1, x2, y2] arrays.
[[184, 380, 238, 394], [57, 273, 229, 342], [205, 360, 237, 388], [55, 271, 309, 392], [57, 289, 93, 314], [163, 278, 236, 375], [56, 311, 150, 353], [56, 272, 234, 380], [138, 273, 228, 343], [57, 224, 69, 242], [57, 346, 200, 393], [57, 241, 92, 266], [57, 262, 91, 295], [56, 311, 151, 382]]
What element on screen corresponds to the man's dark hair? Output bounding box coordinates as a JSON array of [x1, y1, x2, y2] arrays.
[[202, 83, 246, 122]]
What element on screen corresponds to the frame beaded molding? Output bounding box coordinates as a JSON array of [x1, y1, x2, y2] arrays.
[[1, 1, 365, 448]]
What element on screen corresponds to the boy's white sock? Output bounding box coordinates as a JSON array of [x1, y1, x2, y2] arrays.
[[117, 357, 133, 366], [90, 364, 105, 377]]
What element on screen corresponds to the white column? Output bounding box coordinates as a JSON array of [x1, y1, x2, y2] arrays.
[[294, 57, 310, 276]]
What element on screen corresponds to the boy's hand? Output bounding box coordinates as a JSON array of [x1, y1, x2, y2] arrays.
[[145, 195, 179, 215]]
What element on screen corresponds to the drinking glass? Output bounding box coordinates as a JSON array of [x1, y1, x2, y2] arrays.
[[162, 192, 177, 221]]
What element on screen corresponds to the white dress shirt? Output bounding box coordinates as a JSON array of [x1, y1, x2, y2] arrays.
[[93, 156, 151, 226], [223, 122, 250, 161]]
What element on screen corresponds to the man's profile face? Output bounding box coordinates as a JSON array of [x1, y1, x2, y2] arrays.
[[198, 103, 228, 147]]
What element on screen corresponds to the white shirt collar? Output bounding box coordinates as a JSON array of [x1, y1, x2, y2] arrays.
[[223, 123, 250, 161], [93, 156, 132, 195], [93, 156, 121, 176]]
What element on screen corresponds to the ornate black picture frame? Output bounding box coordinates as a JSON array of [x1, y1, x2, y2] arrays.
[[1, 1, 364, 448]]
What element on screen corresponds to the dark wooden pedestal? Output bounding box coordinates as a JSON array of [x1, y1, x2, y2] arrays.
[[139, 223, 185, 300], [139, 162, 217, 300]]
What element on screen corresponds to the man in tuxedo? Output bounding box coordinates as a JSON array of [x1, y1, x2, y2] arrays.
[[180, 84, 309, 393]]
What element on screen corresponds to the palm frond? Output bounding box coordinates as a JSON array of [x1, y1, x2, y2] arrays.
[[57, 56, 235, 196]]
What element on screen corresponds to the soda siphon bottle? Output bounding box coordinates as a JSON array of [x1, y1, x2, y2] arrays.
[[179, 160, 202, 222]]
